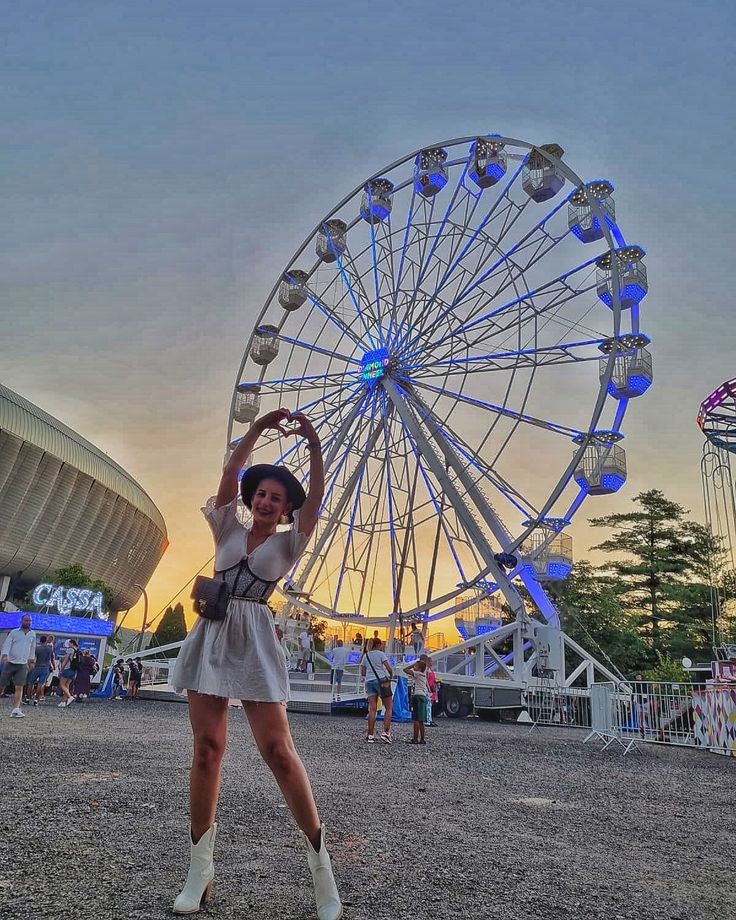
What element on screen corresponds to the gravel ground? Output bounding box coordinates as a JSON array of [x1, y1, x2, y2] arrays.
[[0, 698, 733, 920]]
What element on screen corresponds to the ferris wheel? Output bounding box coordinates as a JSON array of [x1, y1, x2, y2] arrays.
[[226, 134, 652, 630]]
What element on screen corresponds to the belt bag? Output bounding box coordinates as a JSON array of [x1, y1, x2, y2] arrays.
[[191, 575, 229, 621]]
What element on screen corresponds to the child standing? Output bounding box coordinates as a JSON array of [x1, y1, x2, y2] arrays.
[[403, 659, 429, 745]]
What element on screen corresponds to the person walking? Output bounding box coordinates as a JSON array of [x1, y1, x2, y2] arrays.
[[73, 649, 97, 700], [57, 639, 79, 707], [25, 634, 55, 705], [329, 639, 350, 701], [0, 614, 37, 718], [169, 408, 341, 919], [360, 637, 394, 744]]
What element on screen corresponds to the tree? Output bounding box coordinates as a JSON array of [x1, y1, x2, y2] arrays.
[[549, 561, 650, 675], [153, 602, 188, 646], [590, 490, 721, 664], [310, 618, 328, 652], [47, 563, 115, 611]]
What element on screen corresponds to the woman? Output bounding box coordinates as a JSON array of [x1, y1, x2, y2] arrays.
[[360, 637, 394, 744], [73, 649, 96, 699], [170, 408, 341, 920], [57, 639, 78, 707]]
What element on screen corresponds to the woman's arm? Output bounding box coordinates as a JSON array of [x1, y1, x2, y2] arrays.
[[283, 413, 324, 535], [215, 409, 291, 508]]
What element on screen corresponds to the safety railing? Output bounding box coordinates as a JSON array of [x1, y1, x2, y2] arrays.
[[525, 686, 593, 729], [585, 681, 703, 755]]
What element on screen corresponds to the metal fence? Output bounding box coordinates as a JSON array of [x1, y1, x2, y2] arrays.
[[584, 680, 736, 757], [524, 686, 592, 729]]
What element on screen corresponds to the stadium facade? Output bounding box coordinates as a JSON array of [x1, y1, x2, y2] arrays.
[[0, 382, 167, 611]]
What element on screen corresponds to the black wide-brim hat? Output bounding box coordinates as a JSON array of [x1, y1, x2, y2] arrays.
[[240, 464, 306, 523]]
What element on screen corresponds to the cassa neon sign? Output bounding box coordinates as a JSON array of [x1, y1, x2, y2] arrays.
[[31, 584, 109, 620]]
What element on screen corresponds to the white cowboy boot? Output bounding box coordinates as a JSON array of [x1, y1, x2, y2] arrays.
[[303, 825, 343, 920], [173, 824, 217, 915]]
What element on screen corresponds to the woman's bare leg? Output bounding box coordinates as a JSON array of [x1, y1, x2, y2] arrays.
[[367, 696, 377, 736], [383, 696, 393, 734], [188, 691, 229, 841], [243, 701, 321, 848]]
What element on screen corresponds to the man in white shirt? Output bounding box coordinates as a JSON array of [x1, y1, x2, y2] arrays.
[[0, 614, 37, 718], [329, 640, 350, 700]]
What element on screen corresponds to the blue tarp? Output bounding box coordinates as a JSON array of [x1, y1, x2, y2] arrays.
[[375, 676, 412, 723]]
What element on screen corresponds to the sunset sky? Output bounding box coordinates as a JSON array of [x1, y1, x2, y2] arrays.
[[3, 1, 734, 633]]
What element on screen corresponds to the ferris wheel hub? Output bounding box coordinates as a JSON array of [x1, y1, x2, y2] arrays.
[[361, 347, 393, 382]]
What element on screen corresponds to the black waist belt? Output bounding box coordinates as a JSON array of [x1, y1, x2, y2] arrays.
[[231, 595, 270, 604]]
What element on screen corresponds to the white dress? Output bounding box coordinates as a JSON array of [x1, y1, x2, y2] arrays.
[[171, 497, 311, 702]]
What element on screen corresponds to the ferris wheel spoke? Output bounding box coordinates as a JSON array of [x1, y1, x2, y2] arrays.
[[411, 378, 583, 438], [405, 388, 542, 519], [329, 244, 381, 349], [239, 369, 360, 396], [298, 282, 368, 350], [331, 454, 369, 613], [294, 413, 384, 595], [405, 149, 476, 304], [267, 330, 361, 366], [371, 216, 399, 341], [451, 233, 590, 344], [391, 159, 527, 355], [399, 192, 573, 356], [411, 336, 607, 380], [419, 256, 601, 358], [398, 414, 474, 583], [461, 291, 602, 361]]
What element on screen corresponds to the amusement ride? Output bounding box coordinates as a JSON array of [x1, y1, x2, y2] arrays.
[[699, 378, 736, 646]]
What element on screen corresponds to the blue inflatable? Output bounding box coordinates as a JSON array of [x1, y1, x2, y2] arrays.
[[375, 676, 412, 723]]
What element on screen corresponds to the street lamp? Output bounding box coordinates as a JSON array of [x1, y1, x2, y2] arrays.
[[133, 584, 149, 652]]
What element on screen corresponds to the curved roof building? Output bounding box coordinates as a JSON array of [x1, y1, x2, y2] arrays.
[[0, 382, 167, 610]]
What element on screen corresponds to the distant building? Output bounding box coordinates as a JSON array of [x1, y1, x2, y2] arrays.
[[0, 382, 167, 611]]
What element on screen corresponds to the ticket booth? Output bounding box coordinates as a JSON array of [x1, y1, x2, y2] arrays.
[[0, 610, 114, 683]]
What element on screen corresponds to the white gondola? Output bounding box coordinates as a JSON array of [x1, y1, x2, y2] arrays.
[[233, 385, 261, 423], [278, 269, 309, 311], [524, 531, 573, 581], [250, 326, 280, 365], [469, 136, 507, 189], [568, 180, 615, 243], [596, 246, 648, 309], [316, 219, 348, 263], [600, 348, 653, 399], [414, 148, 448, 197], [360, 178, 394, 223], [522, 144, 565, 202], [574, 443, 627, 495]]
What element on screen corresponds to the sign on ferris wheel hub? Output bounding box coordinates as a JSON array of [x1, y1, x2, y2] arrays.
[[227, 133, 653, 640]]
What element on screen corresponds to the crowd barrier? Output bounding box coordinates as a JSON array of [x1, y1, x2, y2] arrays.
[[585, 681, 736, 757]]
